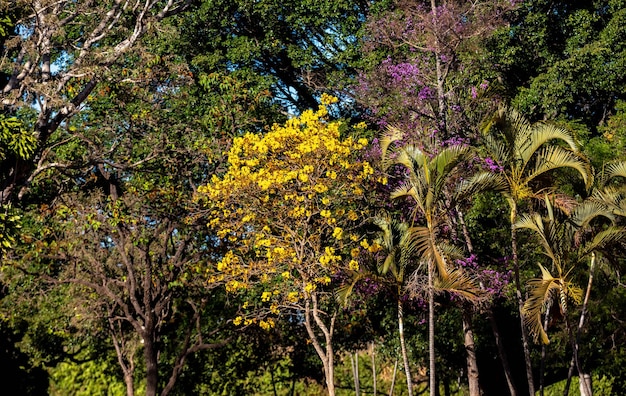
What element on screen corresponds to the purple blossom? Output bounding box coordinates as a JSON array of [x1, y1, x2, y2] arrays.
[[479, 269, 512, 298], [418, 86, 434, 101], [483, 157, 503, 172], [442, 136, 469, 147], [456, 253, 478, 269], [382, 58, 421, 83]]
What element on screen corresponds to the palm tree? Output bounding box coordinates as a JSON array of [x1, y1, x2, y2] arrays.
[[517, 194, 625, 396], [380, 126, 481, 396], [337, 213, 420, 396], [461, 107, 593, 396]]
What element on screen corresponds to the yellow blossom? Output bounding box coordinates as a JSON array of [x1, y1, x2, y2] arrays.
[[368, 241, 382, 253], [261, 291, 272, 302], [315, 276, 331, 285], [259, 318, 275, 331], [287, 291, 300, 302], [320, 93, 339, 105], [298, 173, 309, 183], [349, 260, 359, 271], [314, 183, 328, 193], [233, 316, 243, 326], [332, 227, 343, 239]]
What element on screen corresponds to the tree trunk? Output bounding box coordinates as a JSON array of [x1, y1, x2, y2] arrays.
[[430, 0, 448, 136], [539, 300, 553, 396], [564, 253, 596, 396], [143, 339, 159, 396], [351, 352, 360, 396], [122, 371, 134, 396], [303, 293, 337, 396], [463, 307, 480, 396], [398, 299, 414, 396], [371, 342, 377, 396], [429, 259, 436, 396], [144, 333, 159, 396], [388, 359, 398, 396], [511, 204, 535, 396], [488, 309, 517, 396]]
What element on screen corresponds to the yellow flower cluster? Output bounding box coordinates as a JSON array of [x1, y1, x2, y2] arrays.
[[197, 97, 375, 330]]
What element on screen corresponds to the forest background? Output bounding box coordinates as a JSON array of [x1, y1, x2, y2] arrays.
[[1, 0, 626, 395]]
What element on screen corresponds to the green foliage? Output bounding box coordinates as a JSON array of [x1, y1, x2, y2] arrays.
[[49, 359, 128, 396], [4, 1, 626, 395], [491, 0, 626, 129], [0, 203, 20, 252], [0, 115, 36, 162], [176, 0, 368, 112], [541, 373, 614, 396]]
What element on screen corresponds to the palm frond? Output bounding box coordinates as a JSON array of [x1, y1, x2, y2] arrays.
[[380, 125, 405, 171], [389, 181, 418, 202], [456, 171, 508, 200], [527, 145, 592, 189], [520, 123, 580, 165], [432, 145, 470, 176], [522, 264, 560, 344], [580, 226, 626, 257], [435, 268, 483, 301], [482, 134, 511, 165], [335, 271, 370, 307], [572, 199, 614, 228], [591, 187, 626, 217], [407, 226, 432, 260], [601, 161, 626, 187]]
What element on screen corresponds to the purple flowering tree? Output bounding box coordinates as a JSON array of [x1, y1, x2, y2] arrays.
[[355, 0, 518, 147]]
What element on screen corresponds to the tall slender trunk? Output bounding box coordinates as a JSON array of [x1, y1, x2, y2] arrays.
[[511, 204, 535, 396], [124, 373, 135, 396], [457, 207, 482, 396], [463, 307, 480, 396], [488, 309, 517, 396], [564, 253, 596, 396], [388, 359, 399, 396], [371, 342, 377, 396], [430, 0, 447, 136], [429, 259, 436, 396], [539, 300, 553, 396], [398, 299, 414, 396], [561, 298, 588, 396], [351, 352, 360, 396]]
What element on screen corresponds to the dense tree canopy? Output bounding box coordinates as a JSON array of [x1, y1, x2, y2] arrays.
[[2, 1, 626, 395]]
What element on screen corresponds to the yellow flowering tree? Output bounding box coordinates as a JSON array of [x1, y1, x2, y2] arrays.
[[196, 95, 373, 396]]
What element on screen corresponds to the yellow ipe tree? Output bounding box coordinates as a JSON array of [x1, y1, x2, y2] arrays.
[[196, 95, 376, 396]]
